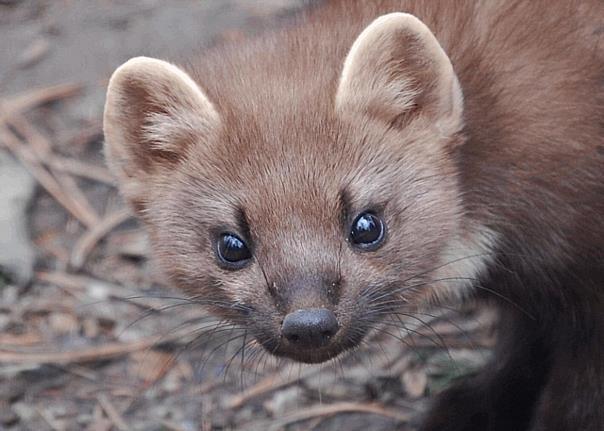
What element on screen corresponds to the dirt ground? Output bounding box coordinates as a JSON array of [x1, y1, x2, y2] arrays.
[[0, 2, 495, 430]]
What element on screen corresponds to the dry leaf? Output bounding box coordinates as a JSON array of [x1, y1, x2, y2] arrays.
[[402, 369, 427, 398], [48, 312, 79, 334], [130, 349, 175, 384]]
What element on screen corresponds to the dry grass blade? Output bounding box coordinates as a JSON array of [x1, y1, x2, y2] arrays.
[[0, 125, 98, 228], [36, 407, 65, 431], [6, 113, 53, 155], [0, 332, 43, 347], [34, 270, 168, 312], [227, 367, 321, 409], [0, 83, 82, 120], [70, 209, 132, 269], [51, 155, 115, 185], [97, 395, 129, 431], [0, 328, 192, 365], [268, 402, 411, 430], [7, 114, 101, 227]]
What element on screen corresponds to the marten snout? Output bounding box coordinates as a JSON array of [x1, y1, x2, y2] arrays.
[[281, 308, 340, 348]]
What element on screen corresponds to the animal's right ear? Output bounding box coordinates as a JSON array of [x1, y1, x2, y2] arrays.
[[103, 56, 220, 213]]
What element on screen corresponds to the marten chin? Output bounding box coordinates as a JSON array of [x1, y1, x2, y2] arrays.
[[103, 1, 604, 430]]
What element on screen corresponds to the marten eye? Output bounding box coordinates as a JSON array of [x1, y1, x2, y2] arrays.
[[350, 212, 385, 250], [216, 233, 252, 268]]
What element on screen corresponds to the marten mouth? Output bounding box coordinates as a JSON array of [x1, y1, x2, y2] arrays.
[[255, 330, 365, 364], [273, 345, 345, 364]]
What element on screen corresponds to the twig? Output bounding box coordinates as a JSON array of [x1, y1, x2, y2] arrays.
[[7, 114, 100, 227], [400, 334, 492, 349], [36, 407, 65, 431], [52, 364, 98, 382], [2, 90, 113, 185], [98, 394, 130, 431], [0, 124, 98, 228], [70, 208, 132, 269], [269, 402, 410, 430], [36, 270, 112, 291], [301, 416, 330, 431], [227, 367, 321, 409], [50, 155, 115, 185], [0, 83, 82, 120], [34, 270, 165, 311], [7, 113, 52, 155], [0, 332, 42, 347], [0, 329, 192, 365], [67, 122, 103, 147]]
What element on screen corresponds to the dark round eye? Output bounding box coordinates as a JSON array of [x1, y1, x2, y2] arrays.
[[350, 212, 385, 249], [216, 233, 252, 267]]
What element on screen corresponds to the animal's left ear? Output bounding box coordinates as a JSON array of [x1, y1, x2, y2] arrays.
[[336, 13, 463, 133]]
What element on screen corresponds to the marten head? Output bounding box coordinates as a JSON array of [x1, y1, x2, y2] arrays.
[[104, 13, 489, 363]]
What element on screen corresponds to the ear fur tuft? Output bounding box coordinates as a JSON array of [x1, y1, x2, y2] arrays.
[[336, 13, 463, 132], [103, 56, 220, 210]]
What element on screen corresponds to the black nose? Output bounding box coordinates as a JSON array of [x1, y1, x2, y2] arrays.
[[281, 308, 339, 348]]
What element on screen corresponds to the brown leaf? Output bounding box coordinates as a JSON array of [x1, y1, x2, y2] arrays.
[[129, 349, 175, 384], [48, 312, 79, 335], [402, 369, 427, 398]]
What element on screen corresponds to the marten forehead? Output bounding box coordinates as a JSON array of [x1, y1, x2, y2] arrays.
[[231, 161, 344, 232], [179, 101, 443, 234], [184, 122, 417, 227], [199, 135, 390, 211]]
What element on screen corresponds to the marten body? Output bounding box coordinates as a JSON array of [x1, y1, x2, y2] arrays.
[[103, 1, 604, 430]]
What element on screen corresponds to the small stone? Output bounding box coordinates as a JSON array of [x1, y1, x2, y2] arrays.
[[11, 401, 37, 422], [49, 312, 79, 334], [0, 403, 19, 427], [263, 386, 305, 416], [402, 369, 428, 398], [0, 151, 36, 286], [81, 318, 99, 338]]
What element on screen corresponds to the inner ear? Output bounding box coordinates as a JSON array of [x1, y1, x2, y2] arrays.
[[103, 57, 220, 210], [335, 13, 463, 131]]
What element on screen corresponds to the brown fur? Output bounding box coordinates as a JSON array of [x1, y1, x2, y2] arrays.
[[104, 1, 604, 429]]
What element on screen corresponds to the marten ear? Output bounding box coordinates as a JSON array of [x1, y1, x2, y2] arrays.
[[336, 13, 463, 132], [103, 56, 220, 212]]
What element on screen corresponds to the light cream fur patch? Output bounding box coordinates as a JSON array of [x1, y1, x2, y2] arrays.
[[430, 225, 499, 304]]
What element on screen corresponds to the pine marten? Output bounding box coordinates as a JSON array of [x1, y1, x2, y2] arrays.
[[103, 1, 604, 429]]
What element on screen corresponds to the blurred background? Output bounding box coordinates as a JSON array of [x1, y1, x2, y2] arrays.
[[0, 1, 495, 430]]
